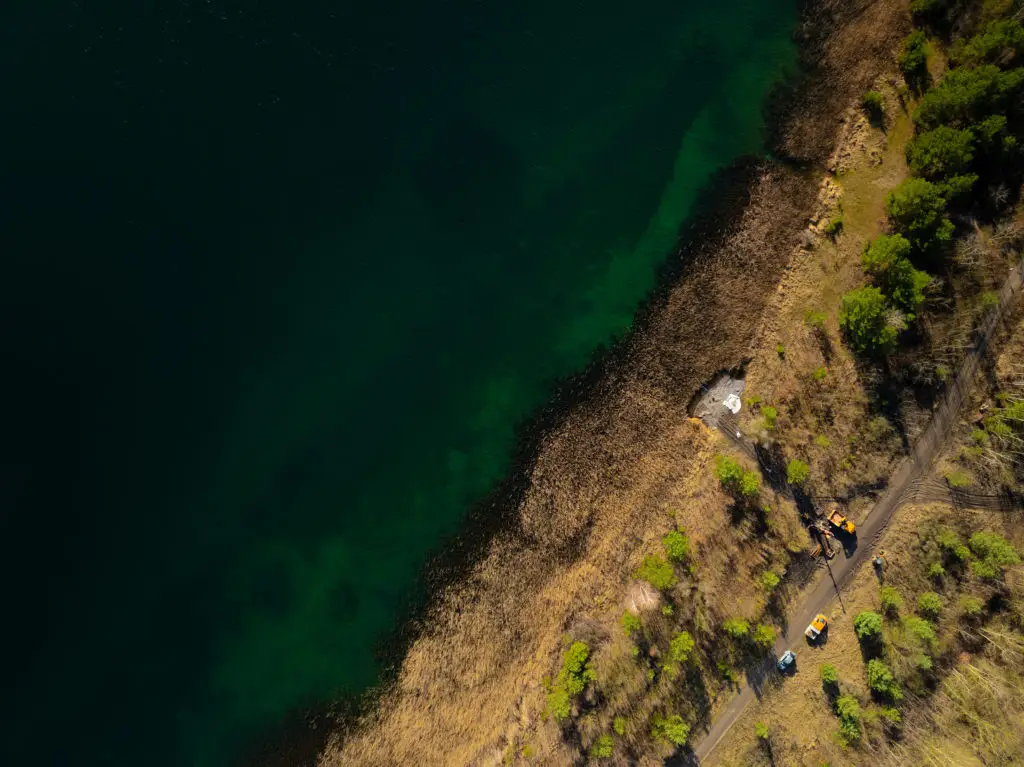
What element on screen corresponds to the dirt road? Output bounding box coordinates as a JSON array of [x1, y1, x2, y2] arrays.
[[692, 262, 1023, 763]]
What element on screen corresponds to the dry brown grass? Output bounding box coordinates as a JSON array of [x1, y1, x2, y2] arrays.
[[317, 2, 917, 765]]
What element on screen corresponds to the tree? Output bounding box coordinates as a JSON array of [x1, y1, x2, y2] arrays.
[[786, 458, 810, 485], [662, 530, 691, 563], [951, 20, 1024, 68], [760, 571, 781, 592], [650, 714, 690, 747], [880, 586, 903, 617], [861, 235, 932, 316], [762, 405, 778, 430], [900, 29, 929, 87], [885, 178, 954, 252], [753, 623, 776, 647], [968, 531, 1021, 580], [906, 125, 975, 179], [668, 631, 695, 664], [914, 64, 1024, 130], [866, 658, 904, 701], [854, 611, 883, 641], [917, 591, 943, 618], [840, 286, 900, 356], [635, 554, 677, 590]]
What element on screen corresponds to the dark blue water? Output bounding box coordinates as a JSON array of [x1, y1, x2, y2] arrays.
[[0, 1, 796, 764]]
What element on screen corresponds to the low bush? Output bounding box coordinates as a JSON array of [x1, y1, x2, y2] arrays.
[[917, 591, 943, 619], [753, 624, 776, 648], [589, 734, 613, 759], [714, 455, 760, 498], [723, 618, 750, 639], [786, 458, 809, 485], [867, 658, 904, 702], [668, 631, 695, 664], [662, 530, 691, 563], [621, 610, 642, 637], [835, 694, 862, 743], [650, 714, 690, 747], [635, 554, 677, 591], [968, 531, 1021, 580], [863, 90, 885, 121], [880, 586, 904, 617], [854, 611, 884, 642]]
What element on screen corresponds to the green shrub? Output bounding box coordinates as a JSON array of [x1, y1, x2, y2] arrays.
[[668, 631, 695, 664], [754, 721, 770, 740], [885, 178, 954, 252], [776, 343, 786, 358], [854, 611, 883, 641], [867, 658, 904, 701], [714, 455, 760, 498], [824, 215, 844, 238], [815, 434, 832, 447], [760, 571, 781, 592], [613, 716, 626, 736], [635, 554, 677, 590], [968, 531, 1021, 580], [905, 616, 937, 649], [916, 653, 934, 673], [723, 618, 750, 639], [951, 20, 1024, 67], [863, 90, 885, 120], [900, 29, 930, 84], [650, 714, 690, 747], [662, 530, 691, 564], [945, 469, 972, 488], [812, 366, 828, 382], [880, 586, 903, 616], [906, 125, 975, 179], [785, 458, 809, 485], [928, 562, 947, 579], [660, 604, 673, 617], [914, 64, 1024, 130], [937, 528, 971, 563], [820, 663, 839, 687], [917, 591, 943, 618], [547, 686, 571, 721], [753, 624, 776, 648], [840, 286, 901, 356], [762, 405, 778, 429], [589, 733, 613, 759], [835, 694, 862, 742], [621, 610, 642, 636], [805, 310, 828, 328], [959, 595, 985, 619], [559, 641, 595, 695]]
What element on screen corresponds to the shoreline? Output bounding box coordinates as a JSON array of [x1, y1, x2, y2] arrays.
[[247, 2, 910, 764]]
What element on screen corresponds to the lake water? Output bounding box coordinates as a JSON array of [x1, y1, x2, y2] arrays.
[[0, 1, 796, 764]]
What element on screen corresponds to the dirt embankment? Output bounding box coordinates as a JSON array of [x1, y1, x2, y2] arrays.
[[319, 2, 910, 764]]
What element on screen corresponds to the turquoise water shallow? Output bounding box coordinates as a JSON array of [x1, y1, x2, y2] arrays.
[[0, 1, 796, 764]]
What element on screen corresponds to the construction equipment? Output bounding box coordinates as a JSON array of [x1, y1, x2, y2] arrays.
[[776, 649, 796, 672], [805, 613, 827, 641], [828, 509, 856, 535]]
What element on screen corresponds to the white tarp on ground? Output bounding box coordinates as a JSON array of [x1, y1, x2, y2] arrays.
[[723, 393, 741, 414]]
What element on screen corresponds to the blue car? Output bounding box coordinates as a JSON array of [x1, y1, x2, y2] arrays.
[[777, 649, 796, 672]]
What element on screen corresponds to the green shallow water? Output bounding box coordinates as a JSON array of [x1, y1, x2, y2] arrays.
[[0, 1, 796, 764]]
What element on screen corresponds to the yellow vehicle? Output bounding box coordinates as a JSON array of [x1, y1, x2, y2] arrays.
[[828, 509, 856, 535], [805, 613, 827, 641]]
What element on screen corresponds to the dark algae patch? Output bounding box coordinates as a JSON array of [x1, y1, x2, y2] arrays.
[[0, 1, 796, 765]]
